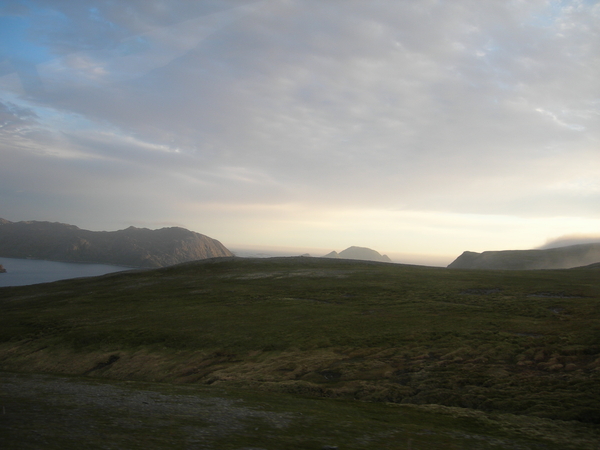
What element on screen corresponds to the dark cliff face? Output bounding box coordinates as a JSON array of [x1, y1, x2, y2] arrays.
[[0, 219, 233, 268], [448, 243, 600, 270]]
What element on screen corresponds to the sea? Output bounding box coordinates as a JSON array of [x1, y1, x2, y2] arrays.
[[0, 257, 133, 288]]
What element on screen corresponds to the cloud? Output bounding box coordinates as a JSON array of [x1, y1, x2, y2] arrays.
[[0, 100, 38, 132], [535, 108, 586, 131], [1, 0, 599, 254], [538, 234, 600, 249]]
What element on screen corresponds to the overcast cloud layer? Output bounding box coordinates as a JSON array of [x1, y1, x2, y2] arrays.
[[1, 0, 599, 264]]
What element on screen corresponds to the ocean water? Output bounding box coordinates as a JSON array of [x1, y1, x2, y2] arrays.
[[0, 257, 133, 287]]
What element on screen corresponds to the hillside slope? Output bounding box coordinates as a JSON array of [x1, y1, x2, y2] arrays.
[[0, 219, 233, 268], [448, 243, 600, 270], [1, 256, 599, 425]]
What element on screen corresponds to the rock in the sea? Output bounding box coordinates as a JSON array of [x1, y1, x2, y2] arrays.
[[322, 246, 392, 263]]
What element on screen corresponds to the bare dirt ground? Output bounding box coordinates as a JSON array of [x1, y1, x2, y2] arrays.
[[0, 371, 296, 449]]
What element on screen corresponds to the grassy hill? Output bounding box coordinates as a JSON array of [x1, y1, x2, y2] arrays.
[[1, 256, 599, 447]]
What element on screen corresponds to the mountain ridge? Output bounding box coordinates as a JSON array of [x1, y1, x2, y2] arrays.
[[0, 219, 233, 268], [448, 242, 600, 270]]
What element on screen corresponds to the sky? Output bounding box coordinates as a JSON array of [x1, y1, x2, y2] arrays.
[[1, 0, 599, 266]]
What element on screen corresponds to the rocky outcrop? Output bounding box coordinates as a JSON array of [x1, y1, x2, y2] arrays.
[[448, 243, 600, 270], [0, 219, 233, 268], [322, 246, 392, 263]]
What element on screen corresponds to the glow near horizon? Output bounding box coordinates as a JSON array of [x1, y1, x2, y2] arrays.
[[196, 207, 600, 261], [0, 0, 599, 266]]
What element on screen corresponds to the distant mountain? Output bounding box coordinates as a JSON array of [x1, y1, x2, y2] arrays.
[[322, 246, 392, 263], [448, 243, 600, 270], [0, 219, 233, 268]]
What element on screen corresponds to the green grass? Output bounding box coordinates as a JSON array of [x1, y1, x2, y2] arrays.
[[1, 257, 599, 427]]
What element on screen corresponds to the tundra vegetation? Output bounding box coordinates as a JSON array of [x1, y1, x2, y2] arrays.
[[1, 256, 599, 449]]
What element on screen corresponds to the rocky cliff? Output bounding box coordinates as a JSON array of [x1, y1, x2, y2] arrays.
[[448, 243, 600, 270], [0, 219, 233, 268]]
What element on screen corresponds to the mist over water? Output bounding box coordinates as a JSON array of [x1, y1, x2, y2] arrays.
[[0, 257, 132, 287]]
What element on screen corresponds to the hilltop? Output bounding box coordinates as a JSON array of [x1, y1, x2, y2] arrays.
[[323, 246, 392, 262], [0, 219, 233, 268], [448, 243, 600, 270]]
